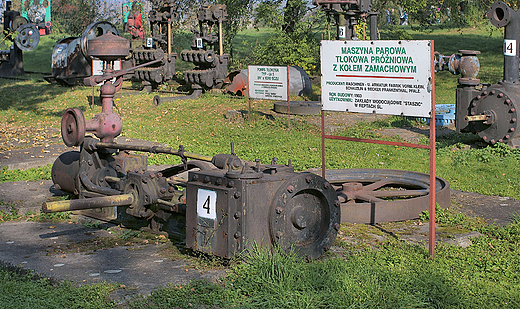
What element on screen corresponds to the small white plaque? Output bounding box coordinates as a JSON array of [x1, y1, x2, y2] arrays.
[[197, 189, 217, 220]]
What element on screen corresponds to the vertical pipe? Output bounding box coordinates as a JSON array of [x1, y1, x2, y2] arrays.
[[219, 21, 224, 56], [503, 11, 520, 83], [321, 110, 326, 179], [429, 40, 436, 259], [247, 66, 251, 120], [369, 13, 378, 40], [287, 65, 290, 129], [167, 19, 171, 56]]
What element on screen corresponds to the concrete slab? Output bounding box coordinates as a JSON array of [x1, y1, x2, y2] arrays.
[[0, 220, 226, 302]]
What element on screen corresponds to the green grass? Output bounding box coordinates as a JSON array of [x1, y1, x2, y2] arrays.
[[0, 263, 116, 309]]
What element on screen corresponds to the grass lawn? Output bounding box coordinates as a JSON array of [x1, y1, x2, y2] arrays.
[[1, 24, 520, 308]]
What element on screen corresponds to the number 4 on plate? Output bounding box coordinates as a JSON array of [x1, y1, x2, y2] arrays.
[[197, 189, 217, 219]]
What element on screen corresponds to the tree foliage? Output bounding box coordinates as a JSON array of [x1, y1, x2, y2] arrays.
[[51, 0, 101, 36]]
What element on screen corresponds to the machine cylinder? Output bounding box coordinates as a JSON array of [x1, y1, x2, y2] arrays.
[[51, 151, 80, 194]]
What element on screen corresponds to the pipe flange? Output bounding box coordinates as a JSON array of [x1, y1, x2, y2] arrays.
[[270, 173, 340, 260], [489, 1, 511, 28]]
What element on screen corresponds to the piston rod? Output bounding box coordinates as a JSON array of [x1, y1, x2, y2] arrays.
[[43, 193, 134, 213], [94, 142, 213, 162]]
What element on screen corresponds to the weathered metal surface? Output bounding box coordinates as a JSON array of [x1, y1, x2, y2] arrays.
[[80, 21, 122, 62], [51, 151, 80, 194], [87, 31, 129, 62], [43, 194, 134, 213], [322, 169, 450, 224], [61, 108, 86, 147], [46, 21, 120, 85], [435, 50, 481, 84], [14, 23, 40, 51], [186, 165, 340, 259], [439, 2, 520, 147]]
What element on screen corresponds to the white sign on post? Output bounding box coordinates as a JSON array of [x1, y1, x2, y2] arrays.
[[320, 40, 433, 117], [248, 65, 288, 101]]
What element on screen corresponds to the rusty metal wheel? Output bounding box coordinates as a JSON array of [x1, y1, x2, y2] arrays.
[[14, 23, 40, 51], [270, 173, 340, 259], [323, 169, 450, 224], [61, 108, 86, 147]]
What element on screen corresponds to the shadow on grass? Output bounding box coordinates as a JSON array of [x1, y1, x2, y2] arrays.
[[0, 79, 73, 116]]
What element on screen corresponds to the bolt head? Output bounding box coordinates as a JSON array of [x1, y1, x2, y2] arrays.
[[160, 188, 166, 194], [334, 223, 341, 231], [324, 182, 330, 189], [287, 185, 295, 193], [506, 99, 512, 104], [334, 200, 340, 207], [275, 207, 283, 214], [234, 211, 241, 219], [234, 232, 241, 239], [305, 175, 312, 183], [234, 191, 241, 199]]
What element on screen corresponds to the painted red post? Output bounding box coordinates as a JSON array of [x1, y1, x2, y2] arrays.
[[429, 40, 436, 259]]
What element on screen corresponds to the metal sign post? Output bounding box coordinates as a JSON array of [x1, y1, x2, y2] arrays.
[[247, 65, 290, 125], [320, 40, 437, 257]]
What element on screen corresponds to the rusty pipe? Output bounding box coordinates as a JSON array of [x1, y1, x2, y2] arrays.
[[94, 141, 213, 162], [42, 193, 134, 213]]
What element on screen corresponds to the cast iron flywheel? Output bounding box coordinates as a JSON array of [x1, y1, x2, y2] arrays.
[[322, 169, 450, 224]]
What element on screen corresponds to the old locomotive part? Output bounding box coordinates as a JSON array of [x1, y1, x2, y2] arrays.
[[323, 169, 450, 224]]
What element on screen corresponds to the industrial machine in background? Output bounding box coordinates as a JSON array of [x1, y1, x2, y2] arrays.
[[313, 0, 378, 41], [46, 0, 228, 99], [153, 2, 229, 103], [436, 1, 520, 147], [45, 21, 120, 85], [0, 0, 50, 76]]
